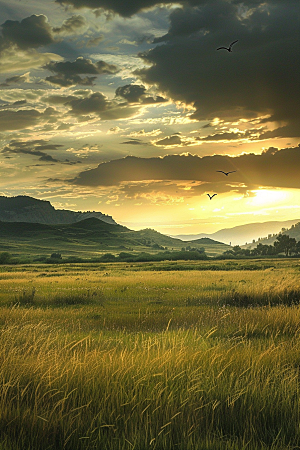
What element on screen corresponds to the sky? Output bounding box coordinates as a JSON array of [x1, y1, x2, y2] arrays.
[[0, 0, 299, 235]]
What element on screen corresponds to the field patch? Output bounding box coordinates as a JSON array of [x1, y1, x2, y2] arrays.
[[0, 259, 299, 449]]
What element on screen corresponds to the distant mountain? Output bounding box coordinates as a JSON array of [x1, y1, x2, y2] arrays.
[[172, 219, 300, 246], [243, 221, 300, 249], [0, 195, 230, 257], [0, 195, 116, 225]]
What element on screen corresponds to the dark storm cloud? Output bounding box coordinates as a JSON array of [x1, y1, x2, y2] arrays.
[[136, 1, 300, 139], [44, 57, 119, 87], [1, 15, 54, 49], [0, 107, 57, 131], [71, 145, 300, 190]]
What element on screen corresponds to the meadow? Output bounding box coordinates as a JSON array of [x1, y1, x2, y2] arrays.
[[1, 259, 300, 449]]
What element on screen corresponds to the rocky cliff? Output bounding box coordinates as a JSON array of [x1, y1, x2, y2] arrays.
[[0, 196, 117, 225]]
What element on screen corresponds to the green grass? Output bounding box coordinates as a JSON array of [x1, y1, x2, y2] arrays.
[[0, 219, 230, 259], [0, 259, 300, 449]]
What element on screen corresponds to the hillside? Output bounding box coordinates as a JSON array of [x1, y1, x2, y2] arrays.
[[243, 221, 300, 249], [0, 218, 229, 259], [0, 195, 116, 225], [173, 219, 300, 246]]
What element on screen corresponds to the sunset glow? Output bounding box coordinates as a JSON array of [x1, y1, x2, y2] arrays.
[[0, 0, 299, 235]]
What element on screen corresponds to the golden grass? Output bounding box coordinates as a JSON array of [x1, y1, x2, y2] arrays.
[[0, 260, 300, 449]]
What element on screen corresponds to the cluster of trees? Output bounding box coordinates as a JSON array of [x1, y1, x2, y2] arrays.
[[224, 234, 300, 258], [100, 248, 208, 263]]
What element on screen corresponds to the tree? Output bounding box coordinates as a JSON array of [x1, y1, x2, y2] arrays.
[[274, 234, 296, 256], [294, 241, 300, 255]]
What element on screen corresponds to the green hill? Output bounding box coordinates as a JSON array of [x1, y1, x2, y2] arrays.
[[0, 219, 229, 260]]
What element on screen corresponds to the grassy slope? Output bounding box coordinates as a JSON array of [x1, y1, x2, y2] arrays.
[[0, 218, 230, 258], [0, 259, 300, 449]]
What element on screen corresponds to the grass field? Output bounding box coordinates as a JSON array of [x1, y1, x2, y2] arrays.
[[1, 259, 300, 449]]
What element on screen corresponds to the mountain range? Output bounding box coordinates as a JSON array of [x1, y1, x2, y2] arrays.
[[1, 195, 300, 258], [173, 219, 300, 246], [0, 196, 230, 258]]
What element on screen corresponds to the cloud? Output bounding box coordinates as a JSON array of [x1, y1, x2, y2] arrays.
[[2, 139, 82, 165], [116, 84, 146, 103], [45, 74, 97, 87], [0, 15, 63, 74], [55, 0, 213, 17], [115, 84, 168, 105], [42, 94, 79, 105], [128, 129, 162, 137], [71, 145, 300, 191], [121, 138, 147, 145], [0, 73, 30, 87], [85, 35, 104, 47], [0, 107, 57, 131], [154, 135, 182, 146], [1, 15, 55, 50], [53, 15, 88, 35], [2, 139, 62, 162], [67, 91, 141, 120], [135, 1, 300, 139], [0, 47, 63, 74], [141, 95, 168, 105], [55, 0, 170, 17], [199, 129, 260, 141], [44, 57, 119, 87]]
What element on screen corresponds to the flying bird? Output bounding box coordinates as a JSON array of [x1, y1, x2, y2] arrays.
[[216, 170, 237, 176], [217, 40, 238, 52], [207, 194, 217, 200]]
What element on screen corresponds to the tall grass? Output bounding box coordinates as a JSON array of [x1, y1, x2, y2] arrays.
[[0, 260, 300, 449], [0, 319, 300, 449]]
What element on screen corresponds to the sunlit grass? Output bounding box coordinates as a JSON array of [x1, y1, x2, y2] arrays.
[[0, 259, 300, 449]]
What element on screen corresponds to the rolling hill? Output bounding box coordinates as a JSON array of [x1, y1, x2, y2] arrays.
[[0, 218, 230, 259]]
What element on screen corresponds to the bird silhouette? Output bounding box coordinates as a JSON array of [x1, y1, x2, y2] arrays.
[[216, 170, 237, 176], [207, 194, 217, 200], [217, 40, 238, 52]]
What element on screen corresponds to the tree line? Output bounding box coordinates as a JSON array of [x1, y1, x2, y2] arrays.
[[223, 234, 300, 258]]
